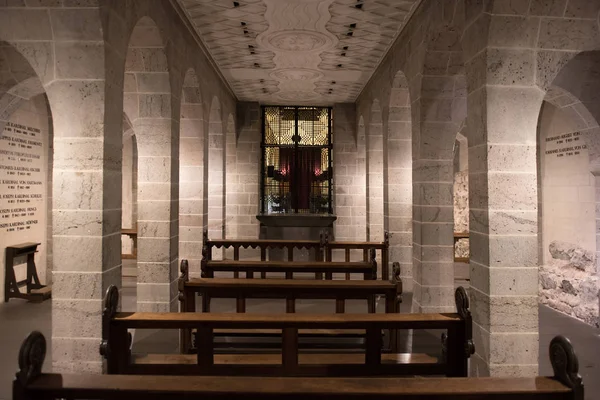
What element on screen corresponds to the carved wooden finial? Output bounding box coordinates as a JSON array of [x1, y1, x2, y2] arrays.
[[454, 286, 470, 319], [180, 259, 189, 279], [454, 286, 475, 357], [392, 262, 401, 283], [104, 284, 119, 317], [179, 259, 190, 302], [550, 335, 583, 392], [100, 285, 119, 358], [16, 331, 46, 386], [202, 228, 208, 245]]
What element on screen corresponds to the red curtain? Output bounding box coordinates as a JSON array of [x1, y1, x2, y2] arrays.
[[279, 147, 321, 211]]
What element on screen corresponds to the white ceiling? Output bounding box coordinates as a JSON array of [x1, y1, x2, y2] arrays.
[[177, 0, 421, 105]]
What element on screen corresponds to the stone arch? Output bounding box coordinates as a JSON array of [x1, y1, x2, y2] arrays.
[[179, 68, 204, 277], [386, 70, 413, 288], [207, 96, 225, 242], [123, 15, 177, 312], [412, 7, 468, 313], [367, 99, 384, 244]]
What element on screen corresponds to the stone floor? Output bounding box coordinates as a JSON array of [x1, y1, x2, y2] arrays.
[[0, 289, 598, 400]]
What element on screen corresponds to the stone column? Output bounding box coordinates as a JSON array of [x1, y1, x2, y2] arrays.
[[207, 101, 225, 242], [333, 104, 366, 242], [411, 75, 459, 313], [45, 6, 121, 372], [232, 102, 260, 240], [465, 7, 541, 376], [387, 81, 413, 290], [179, 71, 204, 277], [367, 104, 384, 242]]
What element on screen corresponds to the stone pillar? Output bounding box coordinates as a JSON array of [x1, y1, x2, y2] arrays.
[[387, 81, 413, 290], [465, 8, 541, 376], [128, 20, 178, 312], [411, 78, 459, 313], [44, 6, 121, 372], [179, 70, 204, 277], [333, 104, 366, 242], [230, 102, 260, 240], [208, 100, 225, 242], [367, 103, 384, 242]]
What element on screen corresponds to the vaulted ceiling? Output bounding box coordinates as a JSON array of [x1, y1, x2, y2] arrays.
[[177, 0, 421, 105]]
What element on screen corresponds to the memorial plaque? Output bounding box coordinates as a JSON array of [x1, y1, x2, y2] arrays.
[[544, 131, 587, 159], [0, 100, 49, 302], [0, 122, 44, 234]]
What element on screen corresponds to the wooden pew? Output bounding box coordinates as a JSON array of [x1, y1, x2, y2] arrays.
[[180, 261, 403, 353], [201, 230, 390, 280], [322, 231, 391, 280], [201, 230, 324, 279], [201, 259, 377, 280], [16, 331, 583, 399], [101, 284, 473, 377]]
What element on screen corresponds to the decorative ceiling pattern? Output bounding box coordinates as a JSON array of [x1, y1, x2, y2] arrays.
[[178, 0, 421, 105]]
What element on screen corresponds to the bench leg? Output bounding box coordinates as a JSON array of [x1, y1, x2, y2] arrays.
[[180, 288, 196, 354], [282, 328, 298, 374], [196, 327, 214, 372], [446, 326, 468, 377], [365, 328, 382, 366]]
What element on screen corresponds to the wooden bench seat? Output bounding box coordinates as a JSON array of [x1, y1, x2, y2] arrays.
[[16, 375, 578, 400], [212, 328, 366, 335], [15, 332, 583, 400], [114, 311, 461, 330], [132, 352, 439, 365], [100, 285, 473, 377], [128, 353, 444, 376], [179, 261, 404, 353], [203, 260, 376, 279]]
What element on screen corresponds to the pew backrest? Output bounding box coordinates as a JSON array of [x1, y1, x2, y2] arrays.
[[200, 229, 391, 279], [15, 331, 584, 400]]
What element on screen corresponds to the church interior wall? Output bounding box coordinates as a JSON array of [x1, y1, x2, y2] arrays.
[[1, 0, 600, 380]]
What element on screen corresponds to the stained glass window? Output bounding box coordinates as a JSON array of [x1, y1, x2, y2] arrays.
[[261, 106, 333, 214]]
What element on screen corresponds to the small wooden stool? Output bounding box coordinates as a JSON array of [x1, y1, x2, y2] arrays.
[[4, 242, 51, 302]]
